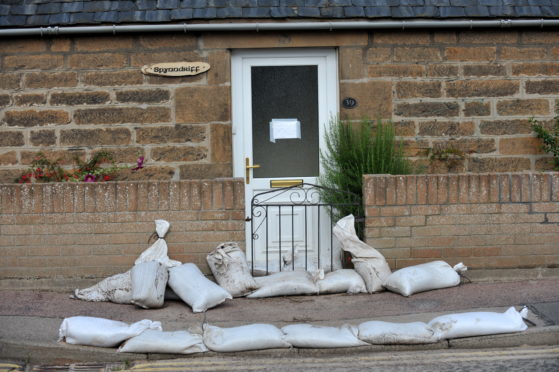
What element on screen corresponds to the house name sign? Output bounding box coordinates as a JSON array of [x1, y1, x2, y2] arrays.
[[141, 62, 210, 77]]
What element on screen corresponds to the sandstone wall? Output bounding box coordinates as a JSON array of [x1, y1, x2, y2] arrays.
[[340, 30, 559, 173], [1, 30, 559, 181]]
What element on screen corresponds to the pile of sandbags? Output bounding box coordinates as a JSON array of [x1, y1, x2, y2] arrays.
[[59, 307, 529, 353], [72, 216, 471, 311], [73, 220, 179, 306], [72, 220, 233, 313], [334, 214, 468, 297]]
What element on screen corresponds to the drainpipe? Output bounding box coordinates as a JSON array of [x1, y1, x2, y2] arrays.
[[0, 19, 558, 37]]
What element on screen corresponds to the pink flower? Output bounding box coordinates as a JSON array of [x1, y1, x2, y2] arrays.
[[132, 156, 145, 171], [84, 174, 96, 182]]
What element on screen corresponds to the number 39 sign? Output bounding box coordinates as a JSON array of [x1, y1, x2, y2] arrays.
[[342, 97, 358, 109]]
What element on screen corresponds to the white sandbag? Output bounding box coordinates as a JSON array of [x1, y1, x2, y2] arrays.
[[383, 261, 467, 297], [247, 271, 318, 298], [118, 329, 208, 354], [73, 271, 132, 304], [429, 307, 528, 340], [203, 324, 290, 352], [131, 261, 168, 309], [351, 260, 386, 294], [135, 219, 181, 268], [207, 242, 257, 297], [58, 316, 162, 347], [358, 321, 437, 344], [317, 269, 367, 294], [282, 324, 367, 348], [73, 220, 180, 303], [168, 263, 232, 312], [333, 215, 391, 293]]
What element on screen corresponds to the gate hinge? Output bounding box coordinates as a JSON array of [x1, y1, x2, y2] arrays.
[[245, 216, 252, 222]]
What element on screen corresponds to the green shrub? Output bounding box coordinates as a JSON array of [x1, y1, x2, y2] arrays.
[[319, 118, 412, 237], [531, 116, 559, 171]]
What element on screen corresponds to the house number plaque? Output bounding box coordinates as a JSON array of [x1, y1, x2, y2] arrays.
[[141, 62, 210, 77], [342, 97, 358, 109]]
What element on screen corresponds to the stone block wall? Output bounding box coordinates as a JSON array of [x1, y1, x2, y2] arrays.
[[0, 34, 233, 183], [363, 172, 559, 270], [0, 179, 245, 284], [1, 29, 559, 182], [340, 30, 559, 173]]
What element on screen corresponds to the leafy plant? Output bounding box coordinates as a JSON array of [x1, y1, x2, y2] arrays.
[[16, 153, 68, 183], [319, 118, 412, 237], [15, 151, 142, 183], [531, 116, 559, 171]]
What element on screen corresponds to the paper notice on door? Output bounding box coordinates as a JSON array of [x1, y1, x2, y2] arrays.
[[269, 119, 301, 143]]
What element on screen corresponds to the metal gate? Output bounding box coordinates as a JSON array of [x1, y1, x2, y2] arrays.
[[248, 183, 361, 275]]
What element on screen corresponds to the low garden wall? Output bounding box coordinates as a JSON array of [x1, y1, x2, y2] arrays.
[[2, 172, 558, 288], [0, 179, 245, 288], [363, 172, 559, 270]]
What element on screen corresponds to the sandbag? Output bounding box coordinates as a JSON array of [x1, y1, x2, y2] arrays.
[[135, 219, 181, 268], [131, 261, 168, 309], [73, 219, 180, 303], [317, 269, 366, 295], [203, 324, 290, 352], [73, 271, 132, 304], [247, 271, 318, 298], [358, 321, 437, 344], [168, 263, 232, 312], [58, 316, 162, 348], [428, 307, 528, 340], [383, 261, 467, 297], [281, 324, 367, 348], [333, 215, 391, 293], [207, 242, 257, 297], [118, 329, 208, 354]]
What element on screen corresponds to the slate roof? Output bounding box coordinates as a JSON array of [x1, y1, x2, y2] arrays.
[[1, 1, 558, 28]]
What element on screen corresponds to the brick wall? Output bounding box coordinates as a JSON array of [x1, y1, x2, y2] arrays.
[[363, 172, 559, 271], [0, 179, 245, 285], [2, 173, 558, 286], [1, 29, 558, 183]]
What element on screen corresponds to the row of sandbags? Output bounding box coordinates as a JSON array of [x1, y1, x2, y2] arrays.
[[208, 216, 468, 299], [332, 215, 468, 296], [214, 259, 466, 299], [72, 218, 470, 314], [58, 306, 529, 354]]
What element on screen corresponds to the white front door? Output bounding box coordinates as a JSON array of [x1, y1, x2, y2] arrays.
[[232, 49, 338, 274]]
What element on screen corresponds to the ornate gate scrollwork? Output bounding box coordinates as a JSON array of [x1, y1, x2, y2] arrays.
[[248, 183, 361, 275]]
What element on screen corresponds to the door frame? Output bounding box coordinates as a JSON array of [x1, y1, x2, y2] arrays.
[[231, 48, 338, 183], [231, 48, 339, 261]]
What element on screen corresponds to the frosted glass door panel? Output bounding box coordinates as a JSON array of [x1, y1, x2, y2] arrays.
[[251, 65, 319, 178]]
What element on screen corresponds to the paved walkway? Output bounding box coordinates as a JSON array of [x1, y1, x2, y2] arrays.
[[1, 277, 558, 365]]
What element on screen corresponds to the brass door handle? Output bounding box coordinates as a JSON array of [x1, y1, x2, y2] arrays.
[[245, 158, 261, 184]]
